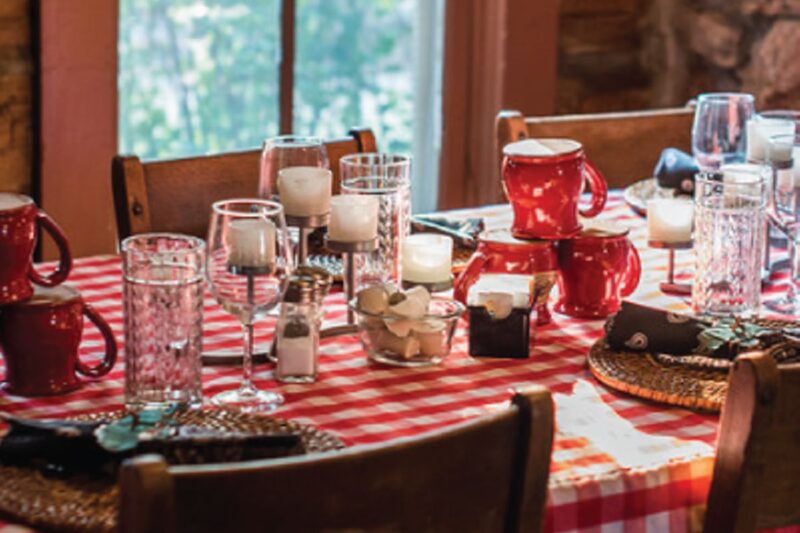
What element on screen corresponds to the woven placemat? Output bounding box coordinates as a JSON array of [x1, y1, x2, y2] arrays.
[[0, 409, 344, 533], [587, 318, 800, 413]]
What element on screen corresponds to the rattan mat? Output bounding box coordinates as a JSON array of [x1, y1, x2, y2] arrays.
[[588, 318, 800, 412], [0, 409, 344, 533]]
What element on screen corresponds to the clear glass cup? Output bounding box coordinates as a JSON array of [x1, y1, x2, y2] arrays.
[[692, 93, 756, 170], [258, 135, 329, 199], [341, 176, 405, 289], [122, 233, 205, 410], [692, 167, 768, 318], [765, 133, 800, 313], [206, 199, 294, 412]]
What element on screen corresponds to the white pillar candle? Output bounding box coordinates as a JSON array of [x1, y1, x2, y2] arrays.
[[227, 218, 276, 268], [328, 195, 379, 242], [746, 118, 795, 162], [401, 233, 453, 283], [646, 198, 693, 243], [277, 167, 332, 217]]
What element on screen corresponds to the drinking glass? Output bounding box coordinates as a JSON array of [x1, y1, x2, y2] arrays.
[[765, 133, 800, 313], [258, 135, 329, 199], [692, 93, 756, 170], [122, 233, 205, 410], [206, 199, 293, 412], [692, 167, 768, 318], [341, 176, 404, 288]]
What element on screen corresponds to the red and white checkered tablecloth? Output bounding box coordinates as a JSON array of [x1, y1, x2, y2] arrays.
[[0, 192, 795, 533]]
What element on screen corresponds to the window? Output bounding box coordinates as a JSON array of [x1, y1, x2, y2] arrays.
[[119, 0, 443, 212]]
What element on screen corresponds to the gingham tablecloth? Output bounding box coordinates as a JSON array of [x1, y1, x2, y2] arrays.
[[0, 192, 794, 533]]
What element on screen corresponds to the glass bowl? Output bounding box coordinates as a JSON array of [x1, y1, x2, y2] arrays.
[[349, 296, 465, 367]]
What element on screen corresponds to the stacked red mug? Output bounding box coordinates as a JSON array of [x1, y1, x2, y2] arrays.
[[455, 138, 640, 320], [0, 193, 116, 395]]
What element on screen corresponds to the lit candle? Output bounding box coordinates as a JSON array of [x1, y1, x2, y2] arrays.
[[277, 167, 332, 217], [328, 195, 379, 242], [746, 118, 795, 162], [401, 234, 453, 284], [227, 218, 276, 268], [647, 199, 693, 243]]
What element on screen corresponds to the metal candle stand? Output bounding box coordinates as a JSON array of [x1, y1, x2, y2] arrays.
[[284, 213, 331, 265], [649, 240, 692, 295], [320, 235, 380, 338]]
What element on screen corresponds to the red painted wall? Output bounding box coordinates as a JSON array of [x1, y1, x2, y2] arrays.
[[40, 0, 118, 258]]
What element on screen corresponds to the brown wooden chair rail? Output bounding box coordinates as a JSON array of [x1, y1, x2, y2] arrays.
[[112, 129, 377, 241], [496, 108, 694, 190], [119, 386, 554, 533], [704, 352, 800, 532]]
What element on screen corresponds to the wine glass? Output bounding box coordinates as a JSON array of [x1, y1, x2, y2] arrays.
[[692, 93, 755, 170], [206, 199, 294, 412], [258, 135, 329, 199], [765, 133, 800, 314]]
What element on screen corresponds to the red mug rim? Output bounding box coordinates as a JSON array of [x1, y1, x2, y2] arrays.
[[569, 222, 630, 240], [502, 138, 584, 161], [0, 193, 34, 214], [7, 285, 81, 310]]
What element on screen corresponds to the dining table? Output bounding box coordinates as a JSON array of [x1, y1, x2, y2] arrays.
[[0, 190, 794, 533]]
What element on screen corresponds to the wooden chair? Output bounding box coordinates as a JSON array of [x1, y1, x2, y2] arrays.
[[496, 108, 694, 189], [119, 386, 554, 533], [112, 129, 377, 241], [704, 351, 800, 532]]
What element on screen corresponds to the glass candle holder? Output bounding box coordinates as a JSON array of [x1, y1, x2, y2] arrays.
[[401, 233, 453, 288], [340, 175, 405, 288]]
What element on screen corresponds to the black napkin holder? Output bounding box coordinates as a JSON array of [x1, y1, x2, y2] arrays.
[[468, 306, 531, 359]]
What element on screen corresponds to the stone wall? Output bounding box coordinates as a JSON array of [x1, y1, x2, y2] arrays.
[[0, 0, 32, 195], [557, 0, 800, 113]]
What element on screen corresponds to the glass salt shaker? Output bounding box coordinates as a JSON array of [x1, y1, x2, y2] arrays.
[[276, 277, 319, 383]]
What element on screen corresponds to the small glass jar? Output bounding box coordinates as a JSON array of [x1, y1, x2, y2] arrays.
[[276, 277, 319, 383]]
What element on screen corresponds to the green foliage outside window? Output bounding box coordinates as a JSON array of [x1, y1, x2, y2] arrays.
[[119, 0, 415, 160]]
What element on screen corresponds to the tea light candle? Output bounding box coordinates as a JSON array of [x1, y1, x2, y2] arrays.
[[746, 118, 795, 162], [647, 199, 693, 243], [328, 195, 379, 242], [402, 234, 453, 284], [227, 218, 276, 268], [277, 167, 332, 217]]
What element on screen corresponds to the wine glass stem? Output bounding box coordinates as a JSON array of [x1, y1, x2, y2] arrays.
[[241, 322, 255, 393]]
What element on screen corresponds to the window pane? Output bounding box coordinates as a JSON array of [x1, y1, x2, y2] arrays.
[[119, 0, 280, 160], [293, 0, 415, 155]]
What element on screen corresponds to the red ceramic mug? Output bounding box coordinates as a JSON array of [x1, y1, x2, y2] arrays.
[[454, 229, 558, 325], [502, 139, 608, 240], [0, 193, 72, 305], [555, 224, 641, 319], [0, 285, 117, 396]]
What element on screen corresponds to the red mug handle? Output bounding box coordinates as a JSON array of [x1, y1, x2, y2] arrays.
[[620, 241, 641, 297], [579, 159, 608, 219], [29, 212, 73, 287], [454, 251, 489, 304], [76, 303, 118, 378]]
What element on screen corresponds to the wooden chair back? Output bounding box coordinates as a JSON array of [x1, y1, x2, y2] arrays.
[[496, 108, 694, 189], [119, 386, 554, 533], [112, 129, 377, 241], [704, 351, 800, 532]]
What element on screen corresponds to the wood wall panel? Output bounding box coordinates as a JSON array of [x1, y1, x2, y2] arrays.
[[0, 0, 33, 196]]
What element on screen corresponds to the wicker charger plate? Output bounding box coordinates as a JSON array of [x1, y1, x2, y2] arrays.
[[587, 319, 800, 413], [0, 409, 344, 533]]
